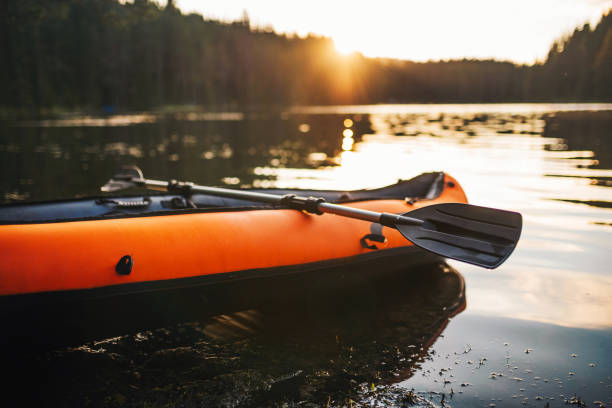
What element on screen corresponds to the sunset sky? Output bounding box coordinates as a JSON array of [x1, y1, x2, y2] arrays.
[[173, 0, 612, 64]]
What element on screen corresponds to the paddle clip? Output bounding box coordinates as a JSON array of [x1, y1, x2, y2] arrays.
[[168, 179, 195, 194], [280, 194, 326, 215], [167, 180, 197, 208]]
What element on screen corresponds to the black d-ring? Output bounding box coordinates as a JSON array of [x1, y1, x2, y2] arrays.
[[115, 255, 133, 275]]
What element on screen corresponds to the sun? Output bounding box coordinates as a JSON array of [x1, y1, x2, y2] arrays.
[[333, 36, 358, 56]]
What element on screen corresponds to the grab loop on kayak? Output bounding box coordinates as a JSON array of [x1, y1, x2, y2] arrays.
[[360, 222, 388, 250], [360, 234, 386, 249], [280, 194, 326, 215]]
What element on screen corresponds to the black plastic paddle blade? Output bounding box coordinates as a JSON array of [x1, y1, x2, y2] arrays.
[[396, 203, 522, 269]]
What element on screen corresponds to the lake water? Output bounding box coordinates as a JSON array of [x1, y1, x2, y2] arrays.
[[1, 103, 611, 406]]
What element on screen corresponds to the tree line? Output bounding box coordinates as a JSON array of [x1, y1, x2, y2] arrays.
[[1, 0, 611, 115]]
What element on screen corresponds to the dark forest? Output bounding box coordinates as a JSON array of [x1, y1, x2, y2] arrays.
[[2, 0, 611, 115]]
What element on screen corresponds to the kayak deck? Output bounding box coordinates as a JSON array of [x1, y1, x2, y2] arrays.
[[0, 172, 447, 224]]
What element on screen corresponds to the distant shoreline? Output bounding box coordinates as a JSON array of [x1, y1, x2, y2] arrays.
[[3, 102, 612, 123]]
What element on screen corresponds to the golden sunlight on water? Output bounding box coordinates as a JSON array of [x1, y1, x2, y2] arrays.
[[260, 105, 612, 329], [4, 104, 611, 330]]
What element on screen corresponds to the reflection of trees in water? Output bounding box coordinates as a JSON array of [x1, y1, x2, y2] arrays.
[[372, 109, 612, 191], [541, 111, 612, 208], [3, 110, 610, 205], [6, 264, 464, 407], [0, 114, 372, 203], [543, 111, 612, 171], [372, 112, 546, 138]]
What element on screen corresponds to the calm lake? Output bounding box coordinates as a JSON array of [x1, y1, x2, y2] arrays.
[[1, 103, 611, 407]]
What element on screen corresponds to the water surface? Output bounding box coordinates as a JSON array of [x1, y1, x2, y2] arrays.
[[1, 103, 611, 406]]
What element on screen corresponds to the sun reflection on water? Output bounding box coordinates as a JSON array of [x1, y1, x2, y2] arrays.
[[256, 106, 612, 329]]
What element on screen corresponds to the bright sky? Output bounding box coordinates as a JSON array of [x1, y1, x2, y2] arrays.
[[172, 0, 612, 64]]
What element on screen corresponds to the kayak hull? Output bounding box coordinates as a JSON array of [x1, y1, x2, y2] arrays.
[[0, 172, 467, 347], [3, 246, 440, 349]]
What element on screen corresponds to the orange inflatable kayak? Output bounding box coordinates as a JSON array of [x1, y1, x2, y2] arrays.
[[0, 172, 467, 347]]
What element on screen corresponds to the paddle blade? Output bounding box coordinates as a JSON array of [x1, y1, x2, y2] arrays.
[[396, 203, 522, 269]]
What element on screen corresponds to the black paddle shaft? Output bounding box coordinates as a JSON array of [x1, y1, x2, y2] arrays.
[[101, 166, 522, 269]]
